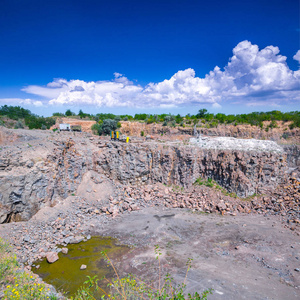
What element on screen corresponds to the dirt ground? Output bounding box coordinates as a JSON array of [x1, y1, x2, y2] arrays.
[[96, 207, 300, 300]]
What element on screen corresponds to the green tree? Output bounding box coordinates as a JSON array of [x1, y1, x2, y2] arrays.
[[65, 109, 74, 116], [196, 109, 208, 119], [78, 109, 85, 119]]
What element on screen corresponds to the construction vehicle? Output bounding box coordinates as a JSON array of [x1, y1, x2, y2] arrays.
[[70, 125, 82, 132], [111, 131, 130, 142], [59, 124, 70, 131]]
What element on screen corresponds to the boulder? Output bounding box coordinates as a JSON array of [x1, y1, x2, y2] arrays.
[[46, 252, 59, 264], [61, 247, 68, 254]]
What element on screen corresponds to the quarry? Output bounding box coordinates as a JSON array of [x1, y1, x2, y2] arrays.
[[0, 124, 299, 299]]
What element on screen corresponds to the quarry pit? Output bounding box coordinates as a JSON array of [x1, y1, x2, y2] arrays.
[[0, 126, 299, 299]]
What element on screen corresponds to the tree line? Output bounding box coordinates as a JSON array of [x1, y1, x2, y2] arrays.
[[0, 105, 55, 129], [1, 105, 300, 130]]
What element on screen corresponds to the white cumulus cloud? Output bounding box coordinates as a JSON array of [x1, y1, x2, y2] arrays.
[[20, 40, 300, 109], [294, 50, 300, 64]]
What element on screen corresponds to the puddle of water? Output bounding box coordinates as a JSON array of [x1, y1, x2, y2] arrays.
[[32, 236, 131, 297]]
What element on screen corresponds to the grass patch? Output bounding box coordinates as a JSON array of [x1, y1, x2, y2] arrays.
[[0, 237, 57, 300], [172, 185, 185, 192], [194, 177, 237, 198]]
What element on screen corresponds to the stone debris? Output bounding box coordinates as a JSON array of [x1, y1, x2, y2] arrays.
[[190, 136, 283, 153]]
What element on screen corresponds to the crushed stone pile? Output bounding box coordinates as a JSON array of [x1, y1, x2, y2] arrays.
[[190, 136, 283, 153]]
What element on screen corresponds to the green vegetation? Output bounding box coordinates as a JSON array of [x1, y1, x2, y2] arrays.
[[14, 120, 25, 129], [0, 237, 57, 299], [1, 105, 300, 131], [0, 105, 55, 130], [50, 108, 299, 129], [195, 177, 215, 188], [194, 177, 237, 198], [91, 119, 121, 136]]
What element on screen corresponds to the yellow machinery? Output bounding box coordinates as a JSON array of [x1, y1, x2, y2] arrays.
[[111, 131, 129, 142]]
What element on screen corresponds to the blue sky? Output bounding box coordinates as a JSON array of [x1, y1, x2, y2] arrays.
[[0, 0, 299, 116]]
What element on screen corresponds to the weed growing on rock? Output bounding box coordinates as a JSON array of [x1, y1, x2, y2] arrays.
[[194, 177, 237, 198]]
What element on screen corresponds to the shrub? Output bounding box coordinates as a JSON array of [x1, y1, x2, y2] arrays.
[[141, 131, 144, 137], [209, 121, 218, 128], [91, 123, 102, 135], [14, 120, 25, 129], [281, 132, 290, 140], [41, 124, 47, 130], [102, 119, 119, 135]]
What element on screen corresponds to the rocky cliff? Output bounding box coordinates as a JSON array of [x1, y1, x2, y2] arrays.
[[93, 141, 287, 197], [0, 135, 89, 223], [0, 128, 292, 223]]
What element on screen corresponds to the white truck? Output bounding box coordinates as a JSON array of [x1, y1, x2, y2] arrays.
[[59, 124, 71, 131]]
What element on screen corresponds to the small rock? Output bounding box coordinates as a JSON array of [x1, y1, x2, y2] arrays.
[[217, 202, 226, 211], [80, 264, 87, 270], [61, 247, 68, 254], [46, 252, 59, 264], [130, 204, 139, 211], [295, 268, 300, 272], [23, 236, 30, 242], [69, 235, 84, 244]]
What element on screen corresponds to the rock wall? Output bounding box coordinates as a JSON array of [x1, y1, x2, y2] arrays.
[[283, 145, 300, 167], [0, 130, 290, 223], [0, 140, 88, 223], [93, 142, 287, 197]]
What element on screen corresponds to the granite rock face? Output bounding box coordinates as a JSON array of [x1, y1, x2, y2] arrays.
[[0, 139, 88, 222], [0, 128, 292, 222], [94, 142, 287, 197]]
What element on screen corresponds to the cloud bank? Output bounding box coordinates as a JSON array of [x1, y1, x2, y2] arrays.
[[21, 40, 300, 109]]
